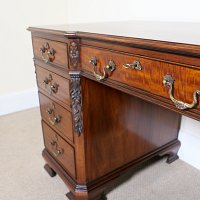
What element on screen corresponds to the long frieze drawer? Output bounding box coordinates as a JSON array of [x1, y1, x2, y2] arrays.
[[81, 45, 200, 110], [36, 66, 70, 105], [39, 93, 73, 142], [32, 37, 68, 68], [42, 121, 76, 178]]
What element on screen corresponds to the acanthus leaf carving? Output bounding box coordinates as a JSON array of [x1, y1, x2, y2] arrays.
[[69, 41, 79, 68], [69, 71, 83, 136]]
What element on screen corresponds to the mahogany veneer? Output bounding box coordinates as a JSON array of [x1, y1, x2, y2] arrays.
[[39, 92, 73, 142], [42, 121, 76, 177], [36, 66, 71, 105], [28, 21, 200, 200], [32, 37, 68, 68]]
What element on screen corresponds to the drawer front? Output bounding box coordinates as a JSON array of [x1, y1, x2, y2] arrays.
[[39, 93, 73, 142], [42, 121, 76, 177], [36, 66, 70, 105], [32, 37, 68, 68], [81, 45, 200, 109]]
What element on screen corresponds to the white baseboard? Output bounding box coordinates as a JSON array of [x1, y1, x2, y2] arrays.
[[178, 128, 200, 170], [0, 88, 39, 116]]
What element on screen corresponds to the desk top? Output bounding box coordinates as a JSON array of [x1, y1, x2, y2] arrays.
[[28, 20, 200, 121], [28, 21, 200, 45]]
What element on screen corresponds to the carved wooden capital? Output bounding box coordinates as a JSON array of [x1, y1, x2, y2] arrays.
[[69, 40, 79, 68], [69, 71, 83, 136]]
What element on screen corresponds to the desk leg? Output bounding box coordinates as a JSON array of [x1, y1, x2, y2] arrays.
[[44, 163, 57, 177], [158, 140, 181, 164]]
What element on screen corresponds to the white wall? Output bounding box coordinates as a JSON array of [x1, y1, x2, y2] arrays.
[[66, 0, 200, 170], [0, 0, 68, 114], [179, 117, 200, 169], [66, 0, 200, 23]]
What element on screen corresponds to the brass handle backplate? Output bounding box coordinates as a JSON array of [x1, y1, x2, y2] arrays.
[[49, 134, 64, 157], [43, 74, 59, 95], [163, 74, 200, 110], [52, 149, 64, 157], [123, 60, 142, 70], [89, 56, 116, 81], [46, 104, 61, 125], [40, 42, 56, 63]]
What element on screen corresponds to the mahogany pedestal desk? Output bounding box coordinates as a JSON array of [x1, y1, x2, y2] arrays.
[[28, 21, 200, 200]]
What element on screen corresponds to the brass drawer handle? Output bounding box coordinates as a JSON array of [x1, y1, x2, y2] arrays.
[[163, 75, 200, 110], [89, 56, 116, 81], [49, 134, 58, 145], [123, 60, 142, 70], [43, 74, 59, 95], [49, 134, 64, 157], [46, 104, 61, 125], [40, 42, 56, 63], [50, 83, 59, 93]]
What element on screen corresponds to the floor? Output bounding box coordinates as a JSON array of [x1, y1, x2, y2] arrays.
[[0, 107, 200, 200]]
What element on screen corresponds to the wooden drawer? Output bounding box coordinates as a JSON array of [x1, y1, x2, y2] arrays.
[[39, 93, 73, 142], [32, 37, 68, 68], [36, 66, 70, 105], [42, 121, 76, 177], [81, 45, 200, 110]]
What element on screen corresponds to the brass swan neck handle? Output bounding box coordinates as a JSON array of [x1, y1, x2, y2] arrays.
[[43, 74, 59, 95], [49, 134, 64, 157], [40, 42, 56, 63], [46, 106, 61, 126], [163, 75, 200, 110], [89, 56, 116, 81]]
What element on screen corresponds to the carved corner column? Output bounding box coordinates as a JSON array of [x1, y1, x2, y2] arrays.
[[69, 71, 89, 199], [68, 38, 83, 136], [68, 39, 107, 200]]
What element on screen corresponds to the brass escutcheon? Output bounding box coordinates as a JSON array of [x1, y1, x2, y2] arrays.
[[123, 60, 142, 70]]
